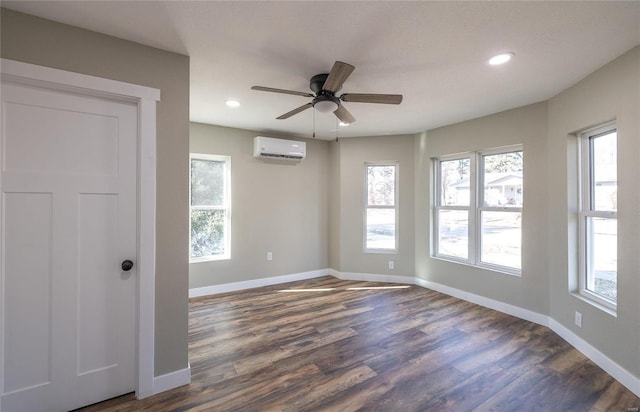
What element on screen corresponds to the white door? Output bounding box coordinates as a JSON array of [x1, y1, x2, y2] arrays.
[[1, 80, 138, 411]]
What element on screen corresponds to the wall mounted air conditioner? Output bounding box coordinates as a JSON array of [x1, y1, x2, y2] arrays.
[[253, 136, 306, 161]]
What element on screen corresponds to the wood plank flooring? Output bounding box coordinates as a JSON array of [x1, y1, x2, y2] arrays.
[[78, 276, 640, 411]]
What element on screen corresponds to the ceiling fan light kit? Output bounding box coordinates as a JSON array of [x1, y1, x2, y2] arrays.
[[251, 60, 403, 126], [313, 96, 339, 113]]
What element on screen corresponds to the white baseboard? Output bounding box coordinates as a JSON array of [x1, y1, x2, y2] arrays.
[[413, 278, 549, 327], [548, 318, 640, 396], [152, 364, 191, 395], [189, 269, 328, 298], [330, 269, 415, 285], [187, 268, 640, 398], [414, 276, 640, 398]]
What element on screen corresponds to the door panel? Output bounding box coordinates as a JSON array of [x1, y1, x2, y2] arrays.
[[1, 82, 137, 411], [78, 194, 120, 375], [3, 88, 119, 175], [3, 193, 53, 394]]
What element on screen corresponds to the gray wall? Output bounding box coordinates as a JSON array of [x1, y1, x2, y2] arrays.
[[189, 128, 417, 282], [417, 102, 550, 314], [189, 123, 329, 288], [328, 140, 342, 270], [332, 135, 416, 278], [1, 9, 190, 376], [416, 45, 640, 378], [547, 46, 640, 375]]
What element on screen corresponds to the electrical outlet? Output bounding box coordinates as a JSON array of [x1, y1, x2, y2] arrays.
[[575, 311, 582, 328], [388, 260, 395, 270], [267, 252, 273, 261]]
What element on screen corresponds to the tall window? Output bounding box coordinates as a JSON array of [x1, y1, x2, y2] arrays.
[[434, 147, 523, 274], [437, 157, 471, 259], [479, 150, 523, 269], [365, 163, 398, 252], [578, 123, 617, 308], [190, 154, 231, 261]]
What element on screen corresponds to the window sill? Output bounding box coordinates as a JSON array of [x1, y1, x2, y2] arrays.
[[190, 255, 230, 264], [571, 292, 617, 317], [364, 249, 398, 255], [432, 255, 522, 277]]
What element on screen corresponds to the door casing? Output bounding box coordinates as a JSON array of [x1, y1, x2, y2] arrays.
[[0, 58, 160, 408]]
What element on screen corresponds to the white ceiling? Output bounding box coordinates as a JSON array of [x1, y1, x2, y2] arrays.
[[4, 1, 640, 140]]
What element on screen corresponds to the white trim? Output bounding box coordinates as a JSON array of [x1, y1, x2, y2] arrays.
[[1, 59, 160, 401], [433, 148, 524, 274], [414, 276, 639, 397], [189, 269, 328, 298], [136, 97, 158, 399], [189, 153, 232, 263], [548, 318, 640, 396], [189, 268, 639, 397], [153, 364, 191, 395], [413, 278, 548, 326], [364, 162, 399, 253], [577, 123, 618, 313], [331, 270, 415, 285], [0, 59, 160, 101]]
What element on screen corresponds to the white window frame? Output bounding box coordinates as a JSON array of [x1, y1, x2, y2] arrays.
[[189, 153, 231, 262], [577, 122, 617, 311], [477, 147, 523, 274], [364, 161, 399, 253], [433, 153, 475, 263], [433, 145, 523, 275]]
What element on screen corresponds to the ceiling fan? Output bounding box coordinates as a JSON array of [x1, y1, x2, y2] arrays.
[[251, 61, 402, 125]]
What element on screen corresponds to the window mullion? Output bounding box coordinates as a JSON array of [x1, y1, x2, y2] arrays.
[[470, 153, 479, 265]]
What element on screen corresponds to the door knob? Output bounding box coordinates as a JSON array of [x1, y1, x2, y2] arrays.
[[121, 260, 134, 271]]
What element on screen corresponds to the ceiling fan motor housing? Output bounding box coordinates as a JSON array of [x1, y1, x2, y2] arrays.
[[310, 73, 340, 112], [310, 73, 330, 94]]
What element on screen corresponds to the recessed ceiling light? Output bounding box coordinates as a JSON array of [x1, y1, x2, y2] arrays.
[[225, 99, 240, 108], [338, 121, 350, 127], [489, 52, 515, 66]]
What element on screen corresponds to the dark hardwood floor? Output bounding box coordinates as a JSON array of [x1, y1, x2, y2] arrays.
[[79, 276, 639, 411]]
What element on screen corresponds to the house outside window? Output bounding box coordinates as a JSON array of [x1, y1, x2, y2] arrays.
[[190, 154, 231, 262], [433, 146, 523, 274], [365, 162, 398, 253], [578, 122, 617, 310]]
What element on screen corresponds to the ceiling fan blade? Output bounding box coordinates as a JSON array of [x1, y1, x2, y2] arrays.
[[340, 93, 403, 104], [251, 86, 314, 98], [276, 102, 313, 119], [333, 104, 356, 124], [322, 61, 355, 93]]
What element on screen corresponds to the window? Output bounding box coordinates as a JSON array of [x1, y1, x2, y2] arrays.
[[436, 157, 471, 259], [433, 147, 523, 274], [479, 150, 523, 269], [190, 154, 231, 261], [578, 123, 617, 309], [365, 163, 398, 252]]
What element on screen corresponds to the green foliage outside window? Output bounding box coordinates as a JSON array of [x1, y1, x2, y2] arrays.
[[190, 156, 229, 259]]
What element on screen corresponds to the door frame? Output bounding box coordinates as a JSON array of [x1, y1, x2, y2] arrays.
[[0, 58, 159, 404]]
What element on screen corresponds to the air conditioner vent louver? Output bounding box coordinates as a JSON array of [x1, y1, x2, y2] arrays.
[[260, 153, 304, 160], [253, 136, 306, 162]]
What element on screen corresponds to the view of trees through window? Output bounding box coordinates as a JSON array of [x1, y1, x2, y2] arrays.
[[480, 151, 523, 269], [438, 159, 470, 259], [366, 164, 397, 251], [435, 148, 523, 272], [190, 156, 229, 260]]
